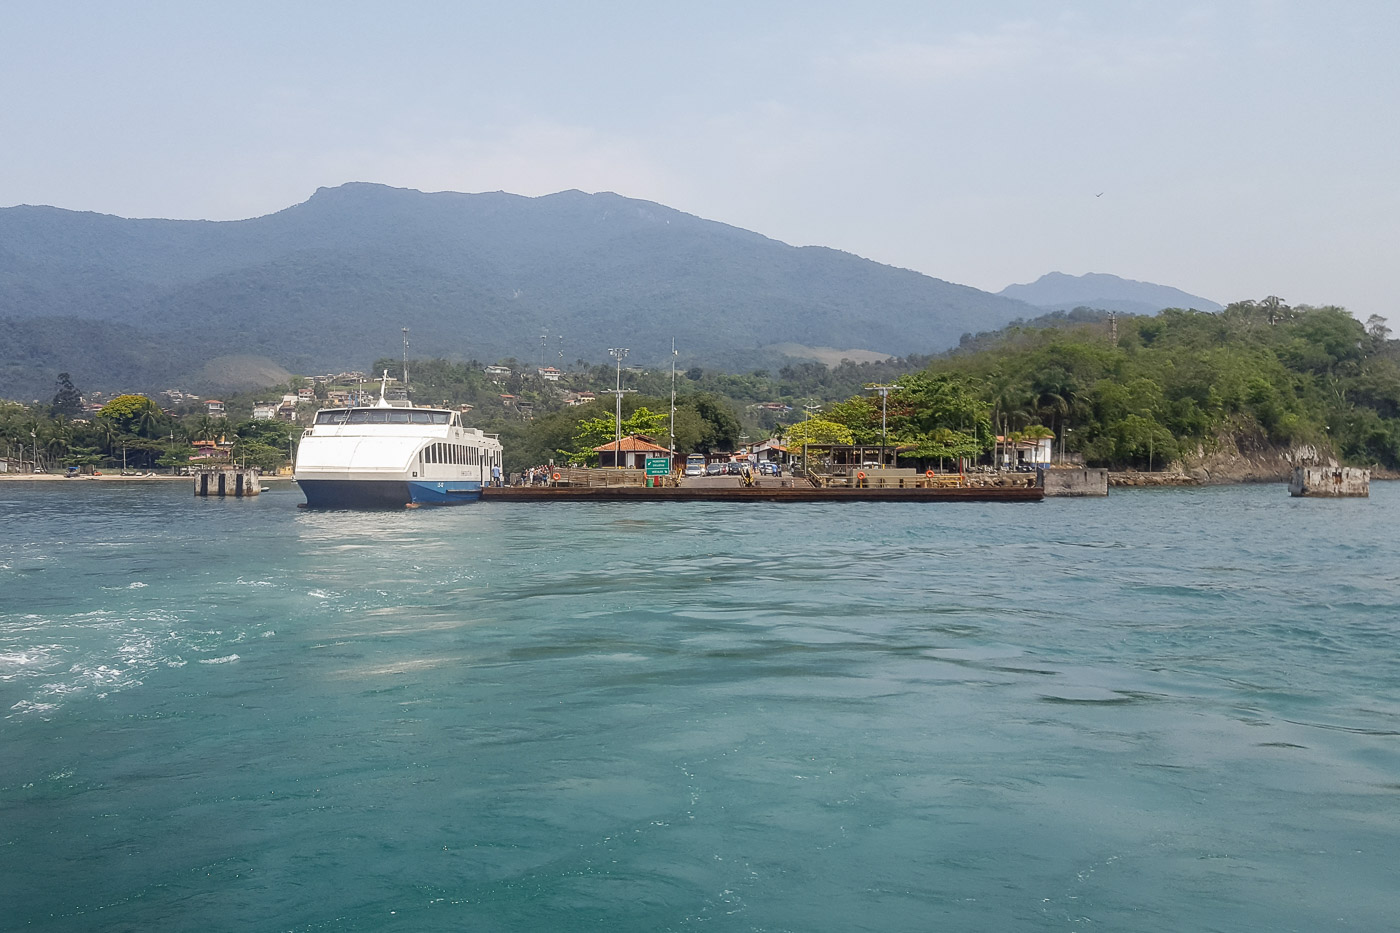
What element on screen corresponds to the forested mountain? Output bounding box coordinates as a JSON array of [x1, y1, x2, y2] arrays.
[[0, 183, 1037, 397], [998, 271, 1222, 315]]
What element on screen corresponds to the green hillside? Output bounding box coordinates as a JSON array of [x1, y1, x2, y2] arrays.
[[0, 184, 1036, 397]]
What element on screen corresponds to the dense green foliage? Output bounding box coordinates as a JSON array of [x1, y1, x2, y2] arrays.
[[927, 299, 1400, 469], [6, 299, 1396, 476], [1, 387, 300, 474]]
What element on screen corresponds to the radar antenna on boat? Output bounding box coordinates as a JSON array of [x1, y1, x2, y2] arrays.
[[376, 369, 393, 408]]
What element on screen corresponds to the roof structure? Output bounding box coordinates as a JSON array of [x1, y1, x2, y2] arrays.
[[593, 434, 672, 454]]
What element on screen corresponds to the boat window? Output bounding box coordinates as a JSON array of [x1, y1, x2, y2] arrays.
[[315, 410, 349, 425], [388, 410, 410, 423], [410, 411, 434, 424], [345, 409, 371, 424]]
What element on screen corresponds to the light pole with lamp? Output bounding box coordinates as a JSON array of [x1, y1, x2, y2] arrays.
[[801, 403, 821, 475], [607, 348, 633, 469], [669, 338, 678, 470], [867, 384, 902, 468]]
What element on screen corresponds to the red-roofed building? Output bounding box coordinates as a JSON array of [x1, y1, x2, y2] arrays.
[[593, 434, 672, 469]]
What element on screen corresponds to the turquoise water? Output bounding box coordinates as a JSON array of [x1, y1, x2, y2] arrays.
[[2, 481, 1397, 931]]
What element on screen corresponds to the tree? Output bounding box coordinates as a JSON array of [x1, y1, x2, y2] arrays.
[[784, 419, 854, 447], [98, 395, 162, 437], [824, 397, 880, 444], [50, 373, 83, 419], [681, 393, 741, 453], [561, 407, 668, 466], [1366, 315, 1392, 343]]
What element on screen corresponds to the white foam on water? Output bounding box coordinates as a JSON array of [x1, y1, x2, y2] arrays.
[[3, 605, 254, 717]]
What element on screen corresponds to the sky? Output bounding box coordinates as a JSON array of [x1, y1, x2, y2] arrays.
[[3, 1, 1398, 319]]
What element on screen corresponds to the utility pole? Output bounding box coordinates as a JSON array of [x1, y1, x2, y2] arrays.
[[607, 348, 631, 469], [540, 332, 548, 371], [402, 328, 410, 390], [867, 384, 902, 468]]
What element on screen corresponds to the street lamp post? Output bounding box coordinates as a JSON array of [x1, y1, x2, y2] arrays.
[[801, 403, 821, 475], [607, 347, 631, 469], [669, 339, 678, 468], [867, 384, 902, 468]]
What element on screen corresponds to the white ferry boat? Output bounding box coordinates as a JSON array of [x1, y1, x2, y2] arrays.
[[294, 376, 503, 508]]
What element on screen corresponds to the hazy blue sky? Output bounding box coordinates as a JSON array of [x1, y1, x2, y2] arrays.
[[3, 1, 1397, 318]]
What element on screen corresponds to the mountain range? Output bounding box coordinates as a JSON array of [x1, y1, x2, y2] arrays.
[[998, 271, 1222, 315], [0, 184, 1222, 398]]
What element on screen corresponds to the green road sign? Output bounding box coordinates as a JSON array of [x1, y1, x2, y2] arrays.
[[645, 456, 671, 476]]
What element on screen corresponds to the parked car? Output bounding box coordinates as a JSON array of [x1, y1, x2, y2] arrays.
[[759, 462, 778, 475], [705, 462, 725, 476], [683, 463, 705, 477]]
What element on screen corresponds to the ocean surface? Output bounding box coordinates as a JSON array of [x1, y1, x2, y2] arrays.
[[2, 480, 1397, 932]]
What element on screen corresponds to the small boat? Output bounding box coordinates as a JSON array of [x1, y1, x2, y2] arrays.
[[294, 372, 503, 508]]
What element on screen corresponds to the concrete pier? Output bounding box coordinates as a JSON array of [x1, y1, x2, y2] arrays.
[[1039, 468, 1109, 497], [1288, 465, 1369, 497], [194, 468, 261, 497]]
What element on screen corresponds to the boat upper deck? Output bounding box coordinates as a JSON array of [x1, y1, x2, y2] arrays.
[[313, 408, 452, 426]]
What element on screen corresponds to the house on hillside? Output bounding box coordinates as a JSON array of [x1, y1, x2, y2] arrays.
[[537, 367, 561, 382], [205, 400, 224, 415], [252, 402, 277, 421], [594, 435, 672, 470], [189, 439, 233, 464], [485, 365, 511, 381]]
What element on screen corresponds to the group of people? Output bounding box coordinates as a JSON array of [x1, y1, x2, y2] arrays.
[[519, 465, 556, 486]]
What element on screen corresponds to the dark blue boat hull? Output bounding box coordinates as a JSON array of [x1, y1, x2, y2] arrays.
[[297, 479, 484, 508]]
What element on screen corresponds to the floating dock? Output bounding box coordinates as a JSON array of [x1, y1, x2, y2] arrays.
[[484, 484, 1042, 503]]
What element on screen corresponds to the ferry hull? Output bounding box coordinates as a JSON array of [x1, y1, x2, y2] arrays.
[[297, 478, 484, 508]]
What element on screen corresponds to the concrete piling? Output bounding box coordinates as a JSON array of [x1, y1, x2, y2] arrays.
[[194, 468, 261, 497]]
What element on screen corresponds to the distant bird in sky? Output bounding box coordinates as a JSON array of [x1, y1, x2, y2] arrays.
[[1095, 192, 1104, 197]]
